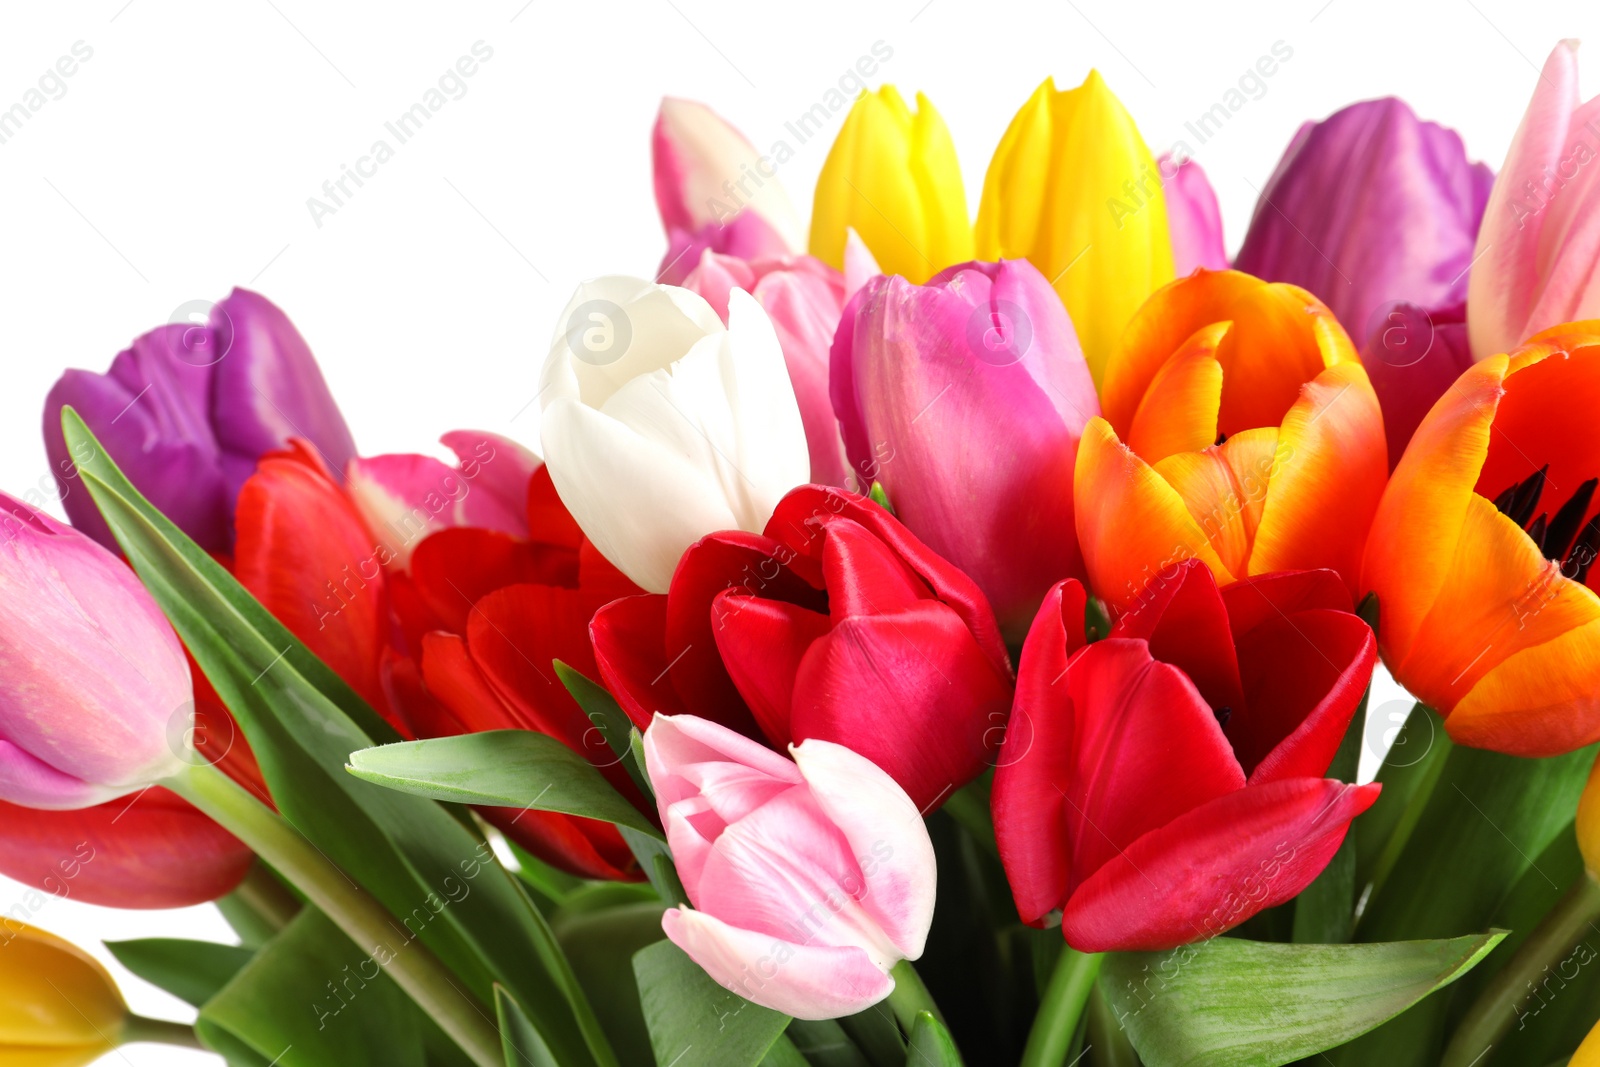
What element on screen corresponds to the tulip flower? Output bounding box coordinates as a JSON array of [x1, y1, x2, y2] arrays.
[[992, 561, 1378, 950], [0, 492, 193, 809], [1159, 153, 1228, 276], [591, 484, 1014, 812], [1079, 269, 1387, 616], [1359, 301, 1477, 470], [43, 288, 356, 552], [1469, 41, 1600, 359], [643, 713, 936, 1019], [1362, 321, 1600, 757], [975, 72, 1175, 386], [653, 96, 803, 285], [1575, 1019, 1600, 1067], [0, 921, 128, 1065], [539, 276, 810, 593], [831, 258, 1098, 635], [681, 251, 852, 486], [810, 86, 972, 284]]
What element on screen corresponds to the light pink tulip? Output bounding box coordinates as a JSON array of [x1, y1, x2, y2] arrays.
[[643, 713, 935, 1021], [681, 251, 852, 486], [1469, 40, 1600, 358], [1159, 153, 1229, 275], [345, 431, 540, 568], [0, 493, 191, 809]]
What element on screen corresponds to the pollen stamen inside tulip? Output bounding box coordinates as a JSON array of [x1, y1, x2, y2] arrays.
[[1493, 468, 1600, 582]]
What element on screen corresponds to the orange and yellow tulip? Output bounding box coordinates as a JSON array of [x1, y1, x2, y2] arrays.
[[1364, 322, 1600, 757], [1077, 269, 1388, 616], [0, 920, 127, 1066]]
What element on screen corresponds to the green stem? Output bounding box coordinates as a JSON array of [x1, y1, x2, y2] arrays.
[[1020, 946, 1103, 1067], [165, 761, 503, 1067], [1360, 704, 1453, 920], [886, 960, 946, 1031], [1085, 983, 1139, 1067], [234, 858, 303, 931], [122, 1014, 205, 1050], [942, 781, 998, 857], [1439, 873, 1600, 1067]]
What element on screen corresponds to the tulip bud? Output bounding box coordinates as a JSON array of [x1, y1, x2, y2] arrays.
[[1469, 41, 1600, 358], [539, 277, 810, 592], [976, 73, 1175, 386], [0, 920, 128, 1066], [1579, 752, 1600, 880], [643, 713, 936, 1020], [810, 86, 972, 284], [0, 492, 192, 809], [831, 258, 1099, 635], [1160, 153, 1228, 275]]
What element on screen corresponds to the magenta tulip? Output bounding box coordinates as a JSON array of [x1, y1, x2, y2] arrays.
[[681, 251, 851, 486], [643, 713, 935, 1020], [1469, 40, 1600, 358], [831, 258, 1099, 638], [0, 493, 191, 809], [1160, 153, 1228, 275]]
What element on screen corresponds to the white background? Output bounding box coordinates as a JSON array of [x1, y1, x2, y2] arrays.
[[0, 2, 1594, 1063]]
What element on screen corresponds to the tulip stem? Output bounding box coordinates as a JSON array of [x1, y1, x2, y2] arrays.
[[122, 1015, 206, 1050], [1439, 872, 1600, 1067], [1020, 946, 1103, 1067], [165, 761, 505, 1067], [234, 858, 303, 931], [887, 960, 946, 1032]]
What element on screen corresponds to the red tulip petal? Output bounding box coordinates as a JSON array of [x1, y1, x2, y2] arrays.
[[380, 647, 455, 740], [591, 594, 690, 730], [1062, 778, 1380, 951], [526, 464, 584, 552], [480, 805, 639, 882], [816, 516, 932, 617], [790, 602, 1014, 813], [1113, 559, 1245, 715], [712, 593, 833, 748], [411, 527, 577, 634], [0, 790, 251, 909], [1221, 568, 1354, 639], [578, 539, 644, 601], [993, 581, 1089, 924], [1236, 609, 1377, 783], [420, 631, 516, 735]]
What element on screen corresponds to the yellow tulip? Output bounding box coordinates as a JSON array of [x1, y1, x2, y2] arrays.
[[1576, 1016, 1600, 1067], [976, 72, 1175, 387], [0, 921, 127, 1066], [809, 86, 972, 283]]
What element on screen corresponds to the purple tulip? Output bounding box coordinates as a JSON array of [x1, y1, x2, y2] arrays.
[[1359, 301, 1475, 470], [43, 288, 356, 552], [0, 493, 192, 808], [831, 258, 1099, 638], [1234, 98, 1493, 340], [1160, 153, 1228, 275]]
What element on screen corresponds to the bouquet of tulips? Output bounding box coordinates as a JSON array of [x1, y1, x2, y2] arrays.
[[11, 38, 1600, 1067]]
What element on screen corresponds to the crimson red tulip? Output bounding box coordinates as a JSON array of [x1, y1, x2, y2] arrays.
[[591, 484, 1015, 812], [992, 560, 1378, 951]]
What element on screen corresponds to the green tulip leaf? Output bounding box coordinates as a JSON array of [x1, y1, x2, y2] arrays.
[[104, 938, 255, 1008], [1101, 931, 1506, 1067], [633, 939, 792, 1067], [904, 1011, 963, 1066], [495, 985, 560, 1067]]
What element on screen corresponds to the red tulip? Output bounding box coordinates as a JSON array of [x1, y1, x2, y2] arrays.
[[992, 560, 1378, 951], [591, 484, 1015, 812]]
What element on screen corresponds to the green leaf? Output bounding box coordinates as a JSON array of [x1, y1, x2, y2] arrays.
[[553, 660, 652, 800], [905, 1012, 964, 1066], [1101, 932, 1506, 1067], [104, 938, 255, 1008], [63, 409, 614, 1067], [195, 908, 425, 1067], [346, 731, 662, 838], [633, 940, 791, 1067], [784, 1019, 871, 1067], [551, 899, 667, 1067], [495, 986, 559, 1067]]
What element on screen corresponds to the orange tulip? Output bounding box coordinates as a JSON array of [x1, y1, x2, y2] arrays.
[[1077, 269, 1387, 616], [1363, 321, 1600, 756]]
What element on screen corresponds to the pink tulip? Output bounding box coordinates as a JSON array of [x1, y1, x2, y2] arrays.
[[643, 713, 935, 1020], [653, 98, 803, 283], [680, 251, 851, 486], [1469, 40, 1600, 358], [0, 493, 191, 809], [1159, 153, 1228, 275], [831, 258, 1100, 638]]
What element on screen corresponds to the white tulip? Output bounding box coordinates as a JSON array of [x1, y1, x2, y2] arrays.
[[539, 276, 811, 592]]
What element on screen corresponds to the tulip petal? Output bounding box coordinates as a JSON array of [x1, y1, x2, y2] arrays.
[[653, 97, 803, 250], [1152, 427, 1281, 580], [662, 907, 893, 1021], [1125, 323, 1226, 464], [1361, 302, 1477, 471], [419, 632, 513, 735], [712, 593, 833, 748], [1219, 567, 1353, 639], [819, 516, 932, 617], [1161, 155, 1229, 275], [480, 805, 638, 883], [0, 742, 122, 810], [1061, 778, 1380, 951], [792, 738, 937, 959], [591, 594, 691, 730], [1112, 559, 1244, 717], [409, 527, 576, 634], [1448, 612, 1600, 756]]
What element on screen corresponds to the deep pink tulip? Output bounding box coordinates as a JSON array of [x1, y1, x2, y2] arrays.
[[681, 251, 851, 486], [1159, 153, 1228, 275], [831, 258, 1099, 638], [643, 713, 935, 1020], [1469, 40, 1600, 358], [0, 493, 191, 809], [1359, 301, 1476, 470]]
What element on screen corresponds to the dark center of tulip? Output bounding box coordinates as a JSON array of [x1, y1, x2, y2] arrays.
[[1213, 705, 1232, 730], [1492, 465, 1600, 582]]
